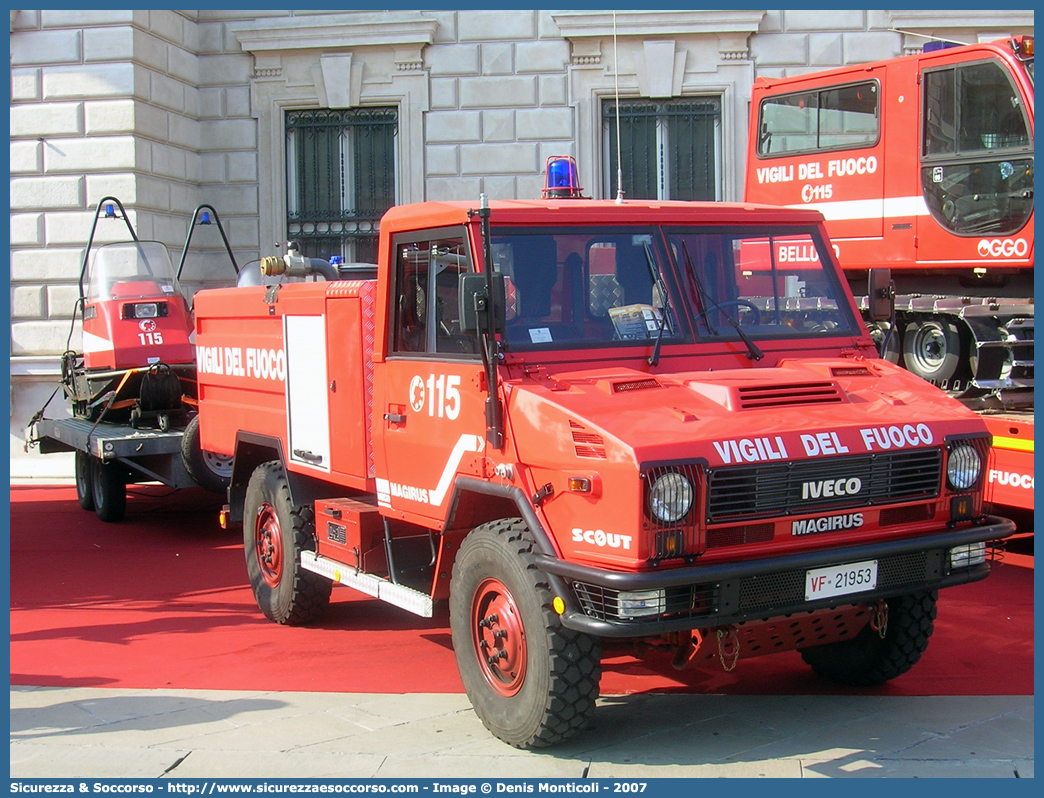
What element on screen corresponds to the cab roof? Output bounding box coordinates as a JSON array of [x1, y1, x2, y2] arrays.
[[379, 198, 827, 235]]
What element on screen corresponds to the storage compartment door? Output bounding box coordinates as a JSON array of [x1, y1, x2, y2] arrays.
[[285, 315, 330, 472]]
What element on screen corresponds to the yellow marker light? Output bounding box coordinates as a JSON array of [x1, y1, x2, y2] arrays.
[[568, 477, 592, 493], [552, 596, 566, 615]]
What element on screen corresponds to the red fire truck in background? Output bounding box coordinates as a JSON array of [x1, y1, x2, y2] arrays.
[[744, 36, 1034, 513]]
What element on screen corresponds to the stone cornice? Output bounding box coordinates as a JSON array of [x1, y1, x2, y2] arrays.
[[234, 11, 438, 53], [888, 9, 1034, 31], [551, 10, 765, 39]]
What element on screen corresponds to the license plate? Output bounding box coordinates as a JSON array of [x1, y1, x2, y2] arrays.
[[805, 559, 878, 601]]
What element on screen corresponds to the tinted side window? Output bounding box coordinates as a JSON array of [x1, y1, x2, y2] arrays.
[[392, 234, 477, 356], [758, 82, 878, 157]]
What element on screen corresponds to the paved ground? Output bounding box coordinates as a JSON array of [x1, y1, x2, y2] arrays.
[[10, 686, 1033, 779]]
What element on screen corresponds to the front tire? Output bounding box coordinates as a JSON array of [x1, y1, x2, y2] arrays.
[[449, 518, 601, 748], [800, 591, 937, 686], [75, 451, 95, 511], [243, 461, 332, 625], [91, 458, 126, 523]]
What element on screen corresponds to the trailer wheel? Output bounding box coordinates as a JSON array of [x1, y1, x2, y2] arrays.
[[91, 458, 126, 523], [449, 518, 601, 748], [75, 451, 95, 511], [903, 320, 960, 383], [181, 415, 233, 494], [243, 461, 331, 625], [800, 591, 937, 686]]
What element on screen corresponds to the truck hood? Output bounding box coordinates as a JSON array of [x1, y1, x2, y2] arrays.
[[504, 358, 985, 469]]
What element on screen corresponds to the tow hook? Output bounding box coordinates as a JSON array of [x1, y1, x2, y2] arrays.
[[671, 630, 704, 670], [870, 599, 889, 639]]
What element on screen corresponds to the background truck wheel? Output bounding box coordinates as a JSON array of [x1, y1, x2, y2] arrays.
[[91, 458, 126, 523], [75, 451, 95, 511], [449, 518, 601, 748], [903, 320, 960, 383], [244, 461, 332, 625], [799, 591, 937, 686], [868, 321, 901, 364], [181, 415, 233, 494]]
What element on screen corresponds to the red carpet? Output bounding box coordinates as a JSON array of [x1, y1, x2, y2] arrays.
[[9, 486, 1034, 696]]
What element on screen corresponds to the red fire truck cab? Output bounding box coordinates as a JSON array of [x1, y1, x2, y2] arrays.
[[744, 36, 1034, 512], [195, 196, 1013, 747]]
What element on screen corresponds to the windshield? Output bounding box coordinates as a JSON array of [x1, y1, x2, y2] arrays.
[[667, 228, 858, 339], [492, 227, 681, 349], [489, 224, 858, 351], [86, 241, 183, 303]]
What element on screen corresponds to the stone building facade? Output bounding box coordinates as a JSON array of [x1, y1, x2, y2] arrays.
[[9, 9, 1033, 477]]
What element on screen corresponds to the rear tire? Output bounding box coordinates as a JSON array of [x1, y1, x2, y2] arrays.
[[800, 591, 937, 686], [243, 461, 331, 625], [449, 518, 601, 748], [91, 458, 126, 523], [181, 415, 233, 494], [75, 451, 95, 511]]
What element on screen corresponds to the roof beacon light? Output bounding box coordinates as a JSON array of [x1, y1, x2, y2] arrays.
[[200, 210, 212, 225], [543, 155, 584, 199], [923, 40, 960, 53], [104, 203, 116, 218], [1012, 35, 1033, 59]]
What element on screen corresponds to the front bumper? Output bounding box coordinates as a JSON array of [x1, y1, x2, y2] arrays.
[[535, 516, 1016, 637]]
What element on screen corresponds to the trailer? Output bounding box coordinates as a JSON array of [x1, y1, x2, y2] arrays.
[[25, 199, 240, 518], [33, 417, 204, 522]]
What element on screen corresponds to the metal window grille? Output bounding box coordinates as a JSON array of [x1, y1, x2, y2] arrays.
[[603, 99, 722, 202], [286, 107, 398, 263]]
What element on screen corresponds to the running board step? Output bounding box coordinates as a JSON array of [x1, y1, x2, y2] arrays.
[[300, 551, 433, 618]]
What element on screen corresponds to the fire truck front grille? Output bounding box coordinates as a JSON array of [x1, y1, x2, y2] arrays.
[[572, 581, 720, 623], [706, 449, 942, 523], [738, 551, 931, 613]]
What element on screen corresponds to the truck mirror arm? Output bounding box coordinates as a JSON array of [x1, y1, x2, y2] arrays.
[[474, 196, 504, 450]]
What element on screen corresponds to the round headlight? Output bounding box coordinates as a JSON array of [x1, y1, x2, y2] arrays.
[[947, 444, 982, 490], [649, 472, 694, 523]]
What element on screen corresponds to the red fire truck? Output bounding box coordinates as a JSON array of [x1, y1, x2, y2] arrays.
[[194, 185, 1013, 747], [744, 36, 1034, 512]]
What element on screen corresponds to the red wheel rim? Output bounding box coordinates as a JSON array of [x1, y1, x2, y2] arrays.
[[254, 502, 283, 588], [471, 578, 527, 696]]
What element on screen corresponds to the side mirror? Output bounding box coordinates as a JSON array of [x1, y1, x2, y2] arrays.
[[459, 273, 505, 333], [867, 268, 894, 322]]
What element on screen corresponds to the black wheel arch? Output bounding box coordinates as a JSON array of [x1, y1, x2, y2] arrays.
[[227, 432, 355, 526]]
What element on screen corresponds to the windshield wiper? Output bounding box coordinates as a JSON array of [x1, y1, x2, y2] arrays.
[[642, 239, 674, 367], [679, 240, 763, 361]]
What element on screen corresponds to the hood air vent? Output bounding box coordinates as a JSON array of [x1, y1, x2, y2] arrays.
[[569, 420, 607, 459], [737, 382, 843, 410], [612, 378, 660, 393]]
